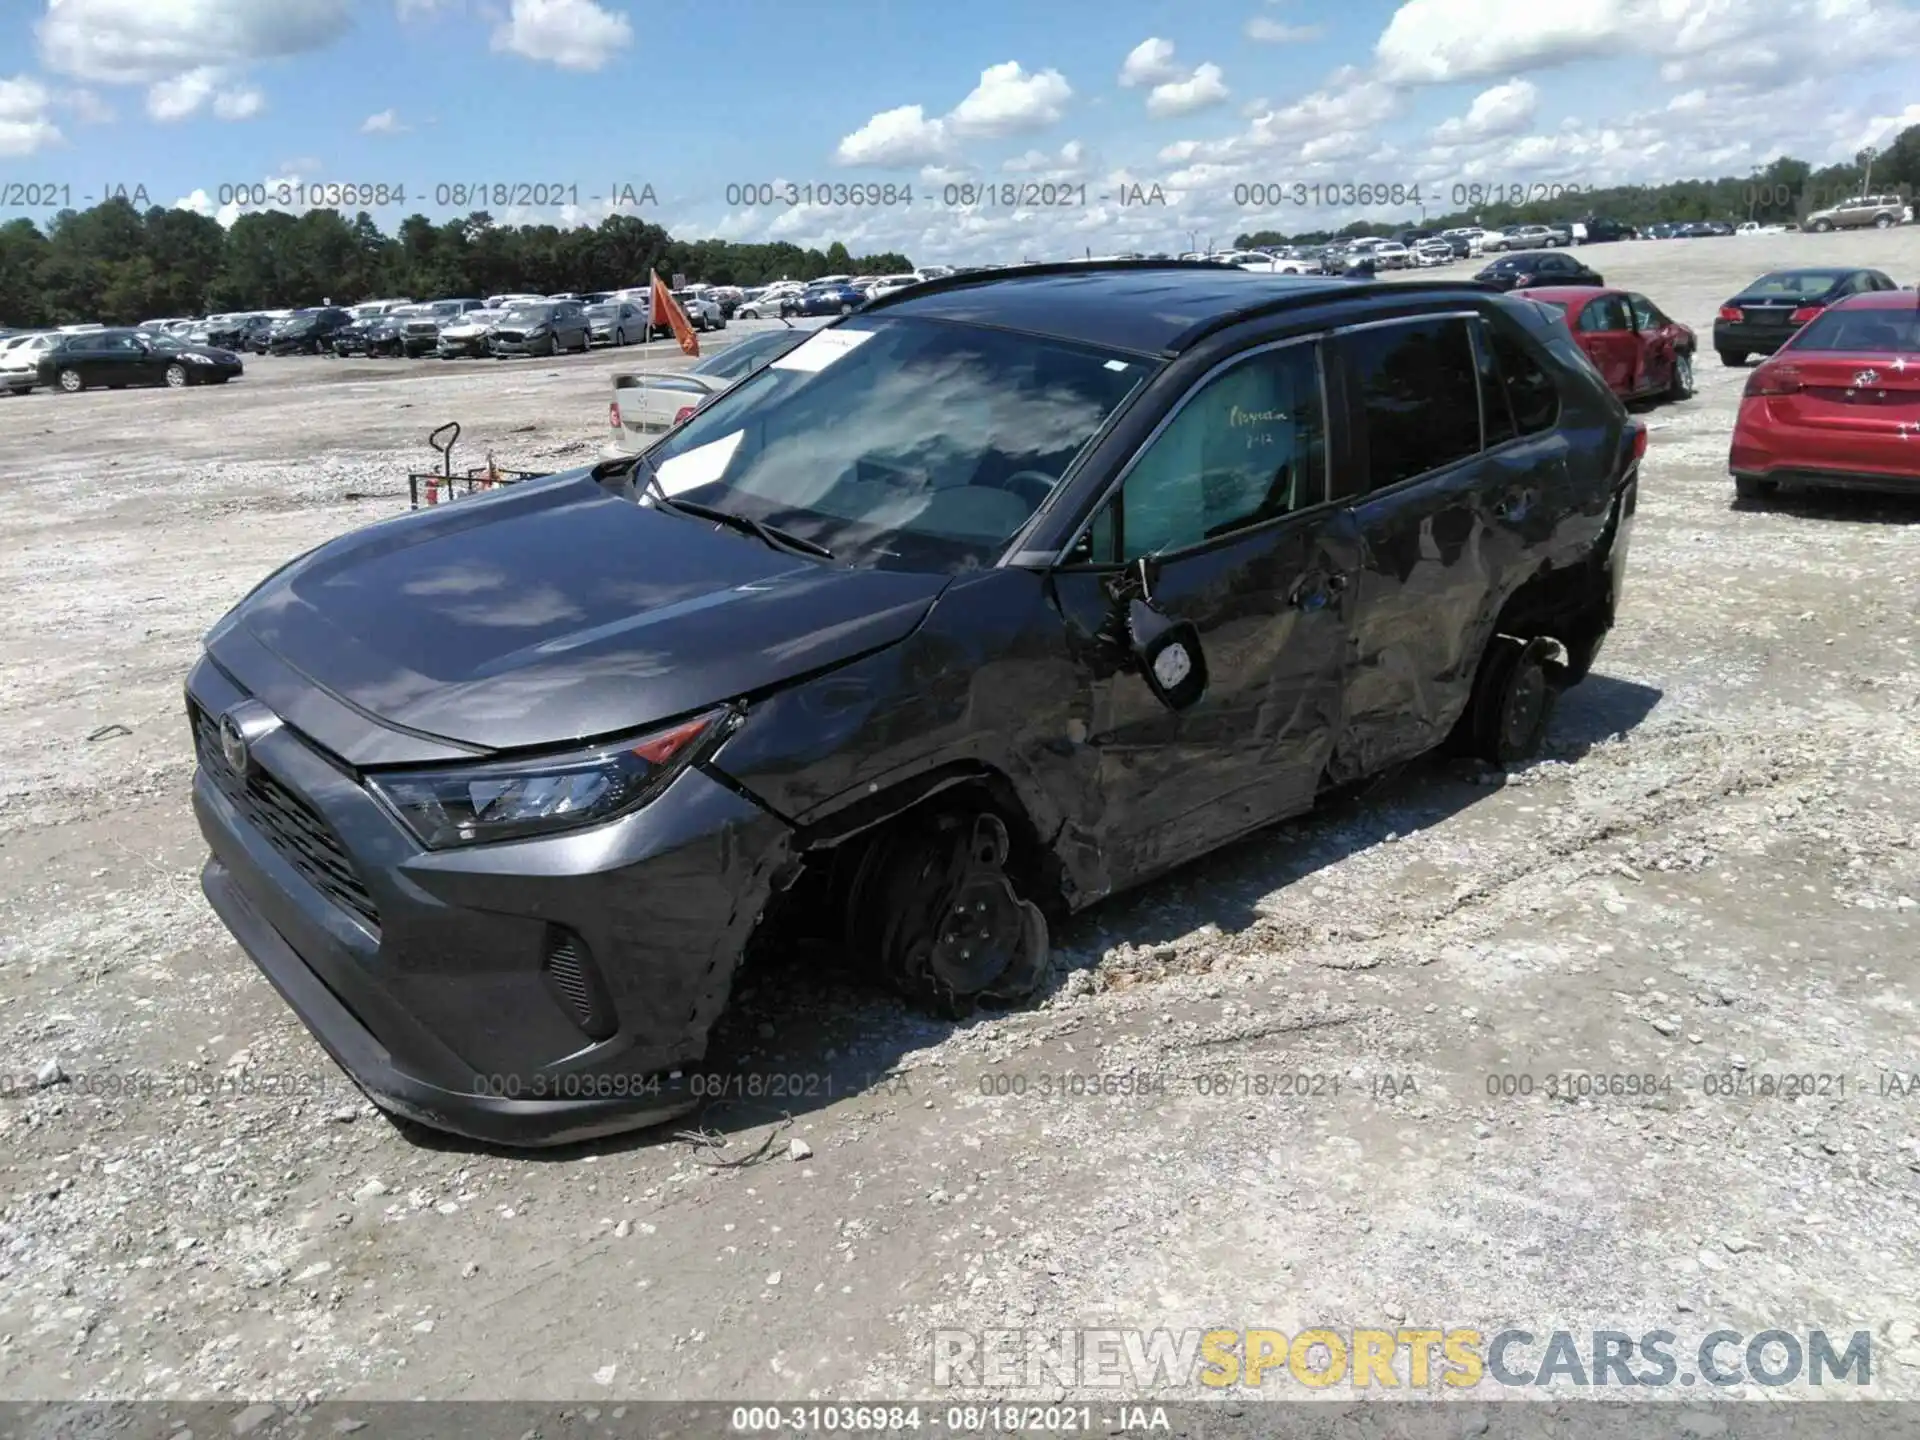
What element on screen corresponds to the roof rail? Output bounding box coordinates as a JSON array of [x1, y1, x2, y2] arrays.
[[856, 257, 1242, 312], [1164, 277, 1503, 351]]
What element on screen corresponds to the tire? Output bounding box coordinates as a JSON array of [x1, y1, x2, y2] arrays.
[[1718, 349, 1748, 367], [614, 327, 626, 346], [1812, 219, 1833, 233], [164, 363, 189, 388], [845, 808, 1050, 1017], [839, 302, 853, 315], [1875, 214, 1893, 228], [1734, 475, 1776, 503], [1667, 349, 1694, 400], [1453, 635, 1560, 766], [57, 368, 84, 393]]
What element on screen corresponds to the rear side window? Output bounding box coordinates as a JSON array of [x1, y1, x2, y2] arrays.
[[1345, 317, 1481, 490], [1484, 321, 1561, 434], [1578, 295, 1632, 331]]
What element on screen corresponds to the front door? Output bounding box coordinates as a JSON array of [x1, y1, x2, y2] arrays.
[[1627, 292, 1680, 393], [1048, 336, 1359, 888], [1576, 293, 1640, 395]]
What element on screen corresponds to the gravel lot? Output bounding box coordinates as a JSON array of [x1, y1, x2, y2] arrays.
[[1, 237, 1917, 1413]]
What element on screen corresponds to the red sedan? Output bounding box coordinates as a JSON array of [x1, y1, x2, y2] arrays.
[[1729, 290, 1920, 501], [1513, 286, 1696, 404]]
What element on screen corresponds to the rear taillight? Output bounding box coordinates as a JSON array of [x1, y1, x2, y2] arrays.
[[1744, 363, 1802, 397], [1631, 421, 1648, 461], [608, 401, 621, 429], [673, 404, 697, 425], [1789, 305, 1823, 325], [1717, 306, 1743, 322]]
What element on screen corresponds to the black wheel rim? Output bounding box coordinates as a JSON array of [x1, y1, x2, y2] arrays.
[[927, 875, 1026, 994], [1502, 661, 1547, 753]]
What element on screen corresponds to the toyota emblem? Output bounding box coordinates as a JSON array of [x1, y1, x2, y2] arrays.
[[219, 710, 250, 774]]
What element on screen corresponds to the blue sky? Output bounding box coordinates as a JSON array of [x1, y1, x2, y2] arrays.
[[3, 0, 1919, 265]]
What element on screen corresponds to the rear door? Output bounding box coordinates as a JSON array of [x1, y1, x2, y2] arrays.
[[1325, 313, 1505, 775], [1576, 293, 1640, 394]]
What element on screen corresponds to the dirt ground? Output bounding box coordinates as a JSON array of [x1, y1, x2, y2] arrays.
[[1, 237, 1917, 1414]]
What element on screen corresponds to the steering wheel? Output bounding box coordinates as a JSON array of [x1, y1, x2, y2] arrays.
[[994, 469, 1058, 510]]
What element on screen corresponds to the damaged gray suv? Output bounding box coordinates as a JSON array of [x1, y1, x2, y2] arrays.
[[188, 261, 1641, 1146]]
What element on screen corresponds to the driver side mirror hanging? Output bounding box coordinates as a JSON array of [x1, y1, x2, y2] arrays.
[[1124, 557, 1207, 712]]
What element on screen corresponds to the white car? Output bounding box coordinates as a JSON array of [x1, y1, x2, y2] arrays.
[[1735, 221, 1788, 236], [1413, 240, 1455, 267], [0, 331, 56, 393], [1366, 241, 1411, 269], [865, 272, 923, 300], [672, 290, 726, 332]]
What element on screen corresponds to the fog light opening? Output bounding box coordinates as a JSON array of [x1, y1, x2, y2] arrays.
[[541, 925, 618, 1041]]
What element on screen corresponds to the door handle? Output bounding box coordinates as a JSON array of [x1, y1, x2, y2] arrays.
[[1288, 571, 1348, 609]]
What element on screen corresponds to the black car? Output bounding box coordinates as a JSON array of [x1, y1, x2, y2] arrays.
[[332, 314, 400, 357], [267, 307, 354, 355], [1475, 251, 1605, 291], [202, 314, 271, 349], [1580, 218, 1638, 243], [187, 261, 1641, 1147], [38, 329, 243, 392], [1711, 266, 1900, 365]]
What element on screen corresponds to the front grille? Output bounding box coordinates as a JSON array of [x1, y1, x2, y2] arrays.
[[494, 331, 525, 343], [406, 323, 437, 334], [190, 701, 381, 932]]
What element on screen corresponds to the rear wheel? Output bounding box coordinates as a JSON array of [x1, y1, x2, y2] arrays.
[[1875, 214, 1894, 228], [846, 809, 1050, 1017], [1812, 219, 1833, 233], [1452, 635, 1561, 765], [1718, 348, 1747, 367], [1667, 349, 1694, 399], [57, 368, 84, 393]]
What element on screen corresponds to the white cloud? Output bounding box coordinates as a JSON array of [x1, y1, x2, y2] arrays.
[[64, 87, 114, 122], [490, 0, 632, 70], [362, 108, 405, 133], [1376, 0, 1920, 87], [37, 0, 352, 84], [1245, 17, 1324, 42], [1118, 38, 1181, 87], [836, 61, 1072, 168], [146, 65, 216, 119], [1002, 139, 1091, 177], [1148, 63, 1229, 118], [213, 84, 262, 119], [948, 61, 1072, 136], [1431, 78, 1537, 141], [835, 104, 951, 166], [174, 187, 242, 227], [0, 74, 64, 157]]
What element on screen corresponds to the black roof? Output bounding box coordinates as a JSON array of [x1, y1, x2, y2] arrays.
[[1752, 267, 1859, 279], [863, 261, 1442, 356]]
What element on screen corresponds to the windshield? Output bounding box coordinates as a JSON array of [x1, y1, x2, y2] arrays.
[[1786, 307, 1920, 352], [1747, 272, 1843, 298], [639, 316, 1150, 572], [502, 307, 551, 324], [587, 304, 618, 318], [691, 329, 805, 379]]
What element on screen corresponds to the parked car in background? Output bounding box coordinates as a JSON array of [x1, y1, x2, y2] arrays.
[[1579, 218, 1639, 243], [331, 312, 392, 357], [865, 273, 923, 300], [791, 280, 866, 317], [490, 300, 591, 356], [1516, 287, 1695, 404], [436, 308, 503, 359], [187, 261, 1642, 1145], [673, 290, 727, 332], [198, 314, 270, 349], [486, 293, 549, 310], [1730, 291, 1920, 500], [1711, 266, 1899, 365], [396, 299, 485, 356], [1502, 225, 1566, 250], [1475, 251, 1606, 291], [1735, 221, 1788, 236], [706, 286, 746, 317], [37, 328, 243, 391], [604, 326, 811, 455], [735, 289, 795, 319], [267, 307, 353, 356], [1805, 193, 1909, 232], [1413, 239, 1455, 267], [586, 300, 648, 346], [0, 331, 55, 393]]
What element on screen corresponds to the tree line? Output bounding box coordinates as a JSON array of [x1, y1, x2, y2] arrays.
[[0, 201, 915, 327], [1233, 126, 1920, 247]]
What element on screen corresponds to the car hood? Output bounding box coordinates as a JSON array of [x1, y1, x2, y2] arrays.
[[213, 469, 950, 752]]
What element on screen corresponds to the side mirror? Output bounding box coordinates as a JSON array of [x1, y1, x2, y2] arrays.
[[1121, 557, 1207, 712]]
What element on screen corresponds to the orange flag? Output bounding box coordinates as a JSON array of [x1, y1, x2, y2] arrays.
[[650, 270, 699, 357]]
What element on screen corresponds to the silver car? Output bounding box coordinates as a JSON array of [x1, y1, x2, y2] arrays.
[[586, 300, 648, 346], [603, 327, 808, 457], [672, 290, 727, 332]]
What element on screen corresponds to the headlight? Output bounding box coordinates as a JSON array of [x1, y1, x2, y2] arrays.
[[366, 707, 735, 849], [527, 324, 551, 336], [182, 352, 213, 363]]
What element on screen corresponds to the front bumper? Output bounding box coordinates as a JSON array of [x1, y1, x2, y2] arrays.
[[437, 338, 491, 357], [491, 336, 552, 355], [187, 656, 793, 1147]]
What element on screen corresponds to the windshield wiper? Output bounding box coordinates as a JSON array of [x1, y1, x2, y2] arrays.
[[629, 452, 833, 560]]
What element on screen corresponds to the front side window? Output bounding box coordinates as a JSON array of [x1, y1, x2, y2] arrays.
[[642, 316, 1149, 572], [1578, 295, 1632, 332], [1101, 341, 1326, 562], [1347, 318, 1482, 490], [1628, 294, 1667, 330]]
